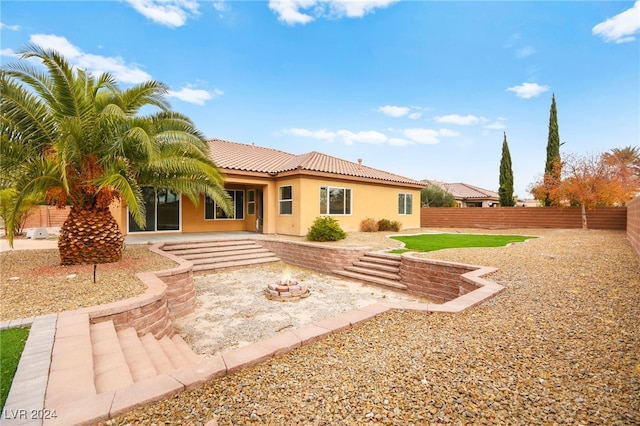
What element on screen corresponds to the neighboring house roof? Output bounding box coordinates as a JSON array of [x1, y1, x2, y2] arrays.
[[423, 180, 500, 200], [208, 139, 422, 186]]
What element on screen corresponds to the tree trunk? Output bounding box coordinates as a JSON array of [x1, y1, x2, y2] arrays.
[[58, 206, 124, 265], [581, 203, 588, 229]]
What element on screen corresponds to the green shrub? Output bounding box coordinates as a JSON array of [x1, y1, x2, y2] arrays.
[[377, 219, 401, 232], [360, 218, 379, 232], [306, 216, 347, 242]]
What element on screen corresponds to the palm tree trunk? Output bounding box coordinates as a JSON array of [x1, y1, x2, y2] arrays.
[[58, 206, 125, 265]]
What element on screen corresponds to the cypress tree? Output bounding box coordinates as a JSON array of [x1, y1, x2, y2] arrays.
[[499, 132, 515, 206], [544, 93, 561, 206]]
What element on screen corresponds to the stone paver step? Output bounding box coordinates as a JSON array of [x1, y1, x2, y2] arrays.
[[360, 253, 402, 266], [162, 240, 255, 252], [118, 327, 158, 382], [178, 247, 268, 260], [189, 251, 277, 265], [193, 256, 281, 272], [352, 260, 400, 273], [90, 321, 134, 393], [332, 270, 408, 290], [343, 265, 401, 281], [171, 334, 204, 365], [158, 335, 191, 369], [140, 333, 175, 374]]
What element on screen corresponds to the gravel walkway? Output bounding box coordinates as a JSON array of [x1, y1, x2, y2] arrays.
[[101, 228, 640, 425]]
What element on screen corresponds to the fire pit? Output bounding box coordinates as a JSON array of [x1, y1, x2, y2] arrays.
[[265, 275, 310, 302]]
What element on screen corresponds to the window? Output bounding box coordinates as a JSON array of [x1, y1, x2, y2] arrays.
[[128, 187, 180, 232], [320, 186, 352, 215], [205, 190, 244, 220], [247, 190, 255, 215], [279, 186, 292, 215], [398, 193, 413, 215]]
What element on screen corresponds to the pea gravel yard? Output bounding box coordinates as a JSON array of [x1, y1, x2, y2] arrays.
[[2, 229, 639, 424], [102, 229, 639, 426]]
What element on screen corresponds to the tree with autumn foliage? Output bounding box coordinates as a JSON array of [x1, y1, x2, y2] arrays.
[[528, 151, 640, 228], [1, 46, 231, 265]]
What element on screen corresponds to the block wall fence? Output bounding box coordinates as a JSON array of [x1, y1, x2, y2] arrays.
[[420, 206, 627, 230], [627, 196, 640, 258]]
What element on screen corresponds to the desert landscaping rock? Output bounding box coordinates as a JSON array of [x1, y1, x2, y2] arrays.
[[97, 229, 639, 425]]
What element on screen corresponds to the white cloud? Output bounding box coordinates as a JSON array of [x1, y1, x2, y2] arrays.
[[377, 105, 410, 117], [507, 82, 549, 99], [484, 121, 506, 130], [1, 22, 21, 31], [402, 128, 440, 145], [407, 112, 422, 120], [1, 48, 17, 57], [336, 130, 387, 145], [388, 137, 411, 146], [268, 0, 398, 25], [167, 86, 221, 105], [593, 1, 640, 43], [28, 34, 152, 84], [285, 128, 337, 141], [434, 114, 480, 126], [438, 128, 460, 137], [516, 46, 534, 58], [125, 0, 199, 27]]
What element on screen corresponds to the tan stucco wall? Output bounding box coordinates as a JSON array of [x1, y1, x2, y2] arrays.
[[112, 173, 421, 236], [288, 176, 421, 236]]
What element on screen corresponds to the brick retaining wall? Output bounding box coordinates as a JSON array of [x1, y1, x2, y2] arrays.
[[400, 255, 479, 303], [257, 239, 497, 304], [257, 239, 368, 273], [628, 196, 640, 258], [74, 250, 196, 339], [421, 206, 627, 230]]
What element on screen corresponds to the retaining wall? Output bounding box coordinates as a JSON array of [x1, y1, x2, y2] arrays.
[[22, 205, 70, 229], [628, 196, 640, 258], [421, 206, 627, 230], [257, 239, 498, 304], [257, 239, 368, 273], [76, 250, 196, 339]]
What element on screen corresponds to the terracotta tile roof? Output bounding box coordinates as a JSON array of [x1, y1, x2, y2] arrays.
[[208, 139, 422, 185], [424, 180, 499, 199]]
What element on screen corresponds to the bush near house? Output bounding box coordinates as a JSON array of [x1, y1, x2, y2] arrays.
[[378, 219, 401, 232], [307, 217, 347, 242], [360, 218, 379, 232]]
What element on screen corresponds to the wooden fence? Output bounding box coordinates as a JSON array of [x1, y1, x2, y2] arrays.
[[420, 206, 627, 231]]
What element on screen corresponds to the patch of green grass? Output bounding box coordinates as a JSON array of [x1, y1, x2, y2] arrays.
[[390, 233, 537, 252], [1, 327, 30, 408]]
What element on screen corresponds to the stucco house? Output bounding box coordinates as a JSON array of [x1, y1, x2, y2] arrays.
[[423, 180, 500, 208], [111, 139, 423, 236]]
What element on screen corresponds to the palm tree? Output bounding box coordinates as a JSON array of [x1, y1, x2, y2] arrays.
[[1, 45, 231, 265]]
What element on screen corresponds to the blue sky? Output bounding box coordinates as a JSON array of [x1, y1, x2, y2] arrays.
[[2, 1, 639, 198]]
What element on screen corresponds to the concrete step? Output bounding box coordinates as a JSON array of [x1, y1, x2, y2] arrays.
[[193, 256, 281, 272], [360, 253, 402, 266], [180, 247, 270, 260], [171, 334, 204, 365], [343, 265, 401, 281], [352, 260, 400, 273], [162, 240, 256, 252], [90, 321, 134, 393], [117, 327, 158, 382], [46, 313, 96, 408], [189, 251, 277, 265], [332, 270, 408, 290], [140, 333, 175, 374], [158, 335, 191, 369]]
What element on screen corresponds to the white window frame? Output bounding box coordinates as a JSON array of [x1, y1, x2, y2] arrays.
[[320, 186, 352, 216], [398, 193, 413, 215], [279, 185, 293, 215], [205, 190, 245, 220]]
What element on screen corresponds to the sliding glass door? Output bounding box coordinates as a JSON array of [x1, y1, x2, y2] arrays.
[[128, 187, 180, 232]]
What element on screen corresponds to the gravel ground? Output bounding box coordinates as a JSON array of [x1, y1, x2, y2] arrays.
[[0, 244, 177, 321], [100, 228, 640, 425]]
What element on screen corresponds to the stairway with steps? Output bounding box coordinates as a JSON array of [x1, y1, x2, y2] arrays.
[[332, 252, 408, 291], [46, 314, 203, 409], [160, 239, 280, 271]]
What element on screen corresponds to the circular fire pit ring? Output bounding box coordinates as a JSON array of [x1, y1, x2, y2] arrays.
[[265, 279, 310, 302]]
